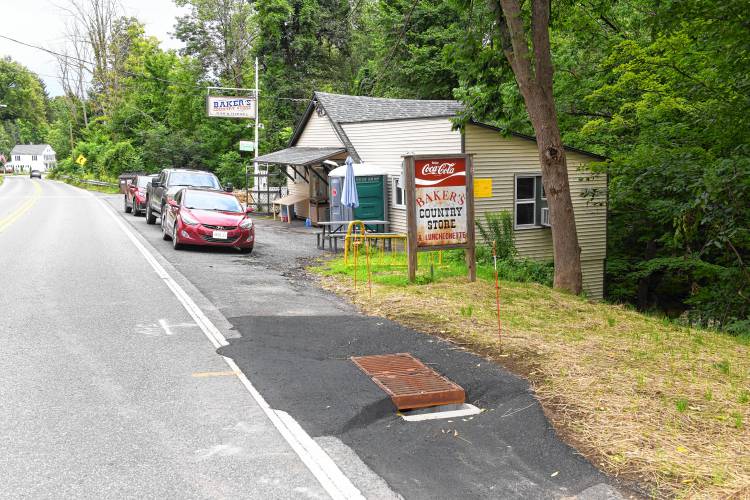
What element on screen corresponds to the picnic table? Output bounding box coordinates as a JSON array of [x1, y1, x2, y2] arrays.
[[317, 220, 390, 251]]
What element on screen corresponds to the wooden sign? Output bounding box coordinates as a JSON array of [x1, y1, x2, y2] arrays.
[[207, 96, 256, 118], [404, 154, 476, 282]]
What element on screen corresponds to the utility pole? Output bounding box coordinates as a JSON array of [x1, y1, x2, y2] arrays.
[[245, 58, 260, 208], [254, 57, 260, 207]]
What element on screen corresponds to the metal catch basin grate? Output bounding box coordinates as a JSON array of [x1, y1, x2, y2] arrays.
[[351, 353, 465, 410]]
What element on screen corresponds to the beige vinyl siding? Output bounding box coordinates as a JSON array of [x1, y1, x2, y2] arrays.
[[286, 174, 310, 218], [287, 112, 342, 217], [582, 258, 605, 299], [465, 124, 607, 298], [295, 112, 343, 147], [342, 117, 462, 233]]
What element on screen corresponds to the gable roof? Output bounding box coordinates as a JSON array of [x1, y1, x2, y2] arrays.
[[289, 92, 465, 162], [315, 92, 464, 124], [288, 92, 605, 162], [10, 144, 51, 155]]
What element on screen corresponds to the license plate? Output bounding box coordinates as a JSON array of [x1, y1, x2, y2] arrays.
[[212, 230, 228, 240]]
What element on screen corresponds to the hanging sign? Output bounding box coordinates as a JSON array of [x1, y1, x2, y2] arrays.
[[239, 141, 254, 152], [207, 96, 256, 118], [404, 154, 476, 282]]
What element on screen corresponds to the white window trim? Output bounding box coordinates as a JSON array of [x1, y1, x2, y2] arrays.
[[514, 174, 538, 229], [392, 176, 406, 209]]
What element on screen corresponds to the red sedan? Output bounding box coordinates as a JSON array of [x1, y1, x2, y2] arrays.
[[161, 188, 254, 253]]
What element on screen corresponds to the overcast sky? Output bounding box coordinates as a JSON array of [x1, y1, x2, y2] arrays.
[[0, 0, 187, 96]]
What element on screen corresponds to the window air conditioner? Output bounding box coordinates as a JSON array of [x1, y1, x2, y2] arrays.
[[541, 207, 551, 227]]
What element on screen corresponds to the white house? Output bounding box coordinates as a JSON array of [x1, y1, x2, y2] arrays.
[[8, 144, 57, 172], [255, 92, 608, 298]]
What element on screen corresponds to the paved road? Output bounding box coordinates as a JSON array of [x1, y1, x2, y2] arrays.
[[0, 176, 626, 499], [0, 176, 378, 499], [100, 186, 628, 500]]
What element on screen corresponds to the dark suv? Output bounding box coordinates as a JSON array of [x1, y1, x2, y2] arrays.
[[145, 169, 225, 224]]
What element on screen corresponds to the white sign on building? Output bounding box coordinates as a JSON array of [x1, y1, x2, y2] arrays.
[[207, 96, 256, 119]]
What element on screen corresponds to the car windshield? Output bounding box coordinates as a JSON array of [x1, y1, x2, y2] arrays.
[[136, 177, 151, 188], [184, 191, 242, 212], [168, 172, 221, 189]]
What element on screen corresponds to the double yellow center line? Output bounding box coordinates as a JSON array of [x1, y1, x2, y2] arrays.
[[0, 181, 43, 234]]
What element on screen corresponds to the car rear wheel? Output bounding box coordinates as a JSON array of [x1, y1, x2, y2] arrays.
[[124, 195, 132, 213], [172, 223, 183, 250], [145, 200, 156, 224], [132, 201, 141, 216]]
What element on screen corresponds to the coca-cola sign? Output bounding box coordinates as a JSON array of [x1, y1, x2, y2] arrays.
[[421, 162, 455, 176], [404, 153, 476, 282], [413, 156, 468, 246], [415, 158, 466, 188]]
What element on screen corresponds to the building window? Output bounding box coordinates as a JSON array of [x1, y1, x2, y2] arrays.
[[32, 155, 37, 161], [392, 177, 405, 208], [14, 155, 20, 161], [514, 174, 549, 229]]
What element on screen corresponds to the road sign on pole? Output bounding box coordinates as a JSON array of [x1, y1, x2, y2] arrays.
[[239, 141, 254, 152], [76, 154, 87, 166]]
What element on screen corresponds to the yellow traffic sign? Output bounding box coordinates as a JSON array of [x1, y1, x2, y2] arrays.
[[76, 154, 87, 166]]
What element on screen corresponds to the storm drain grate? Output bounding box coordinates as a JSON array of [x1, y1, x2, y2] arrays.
[[351, 353, 465, 410]]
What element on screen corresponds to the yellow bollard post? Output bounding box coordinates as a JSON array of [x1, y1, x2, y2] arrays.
[[353, 238, 358, 291], [365, 235, 372, 298]]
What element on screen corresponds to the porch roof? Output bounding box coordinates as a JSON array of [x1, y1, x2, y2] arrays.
[[254, 146, 346, 166]]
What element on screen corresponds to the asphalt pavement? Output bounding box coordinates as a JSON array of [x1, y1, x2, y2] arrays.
[[99, 188, 629, 500], [0, 176, 362, 499]]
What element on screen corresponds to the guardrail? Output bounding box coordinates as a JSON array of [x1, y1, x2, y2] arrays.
[[56, 175, 119, 189]]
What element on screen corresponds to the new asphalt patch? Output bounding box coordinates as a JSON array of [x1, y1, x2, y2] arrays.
[[220, 314, 624, 499]]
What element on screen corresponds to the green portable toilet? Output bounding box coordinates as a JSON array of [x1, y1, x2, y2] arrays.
[[328, 164, 388, 230]]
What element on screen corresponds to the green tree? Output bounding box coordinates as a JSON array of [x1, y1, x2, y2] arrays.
[[0, 57, 50, 144]]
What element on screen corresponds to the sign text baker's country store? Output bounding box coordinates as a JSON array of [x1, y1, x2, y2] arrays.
[[206, 95, 256, 118], [404, 154, 476, 282], [415, 158, 468, 246]]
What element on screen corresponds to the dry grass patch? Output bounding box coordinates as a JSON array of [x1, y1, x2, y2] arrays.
[[312, 259, 750, 499]]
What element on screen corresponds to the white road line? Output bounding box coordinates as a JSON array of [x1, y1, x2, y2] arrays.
[[92, 192, 364, 500]]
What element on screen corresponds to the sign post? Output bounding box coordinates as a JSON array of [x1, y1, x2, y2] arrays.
[[404, 154, 476, 282], [207, 61, 260, 207]]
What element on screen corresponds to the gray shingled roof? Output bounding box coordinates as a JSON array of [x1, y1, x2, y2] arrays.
[[285, 92, 605, 162], [314, 92, 464, 123], [254, 146, 345, 166], [10, 144, 51, 155]]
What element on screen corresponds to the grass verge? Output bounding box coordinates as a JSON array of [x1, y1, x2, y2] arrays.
[[312, 252, 750, 499]]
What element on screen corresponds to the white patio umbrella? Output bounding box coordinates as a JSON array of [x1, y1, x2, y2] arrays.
[[341, 156, 359, 210]]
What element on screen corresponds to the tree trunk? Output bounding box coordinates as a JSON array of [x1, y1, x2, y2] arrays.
[[492, 0, 583, 294], [524, 90, 583, 294]]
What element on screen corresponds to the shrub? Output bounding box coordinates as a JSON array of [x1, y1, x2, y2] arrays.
[[474, 211, 553, 287], [476, 211, 516, 260], [100, 141, 143, 178]]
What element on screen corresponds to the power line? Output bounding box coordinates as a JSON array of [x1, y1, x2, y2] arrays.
[[0, 33, 312, 103], [371, 0, 420, 88]]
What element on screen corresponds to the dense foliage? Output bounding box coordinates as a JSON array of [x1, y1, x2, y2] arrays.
[[0, 57, 50, 152], [2, 0, 746, 332]]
